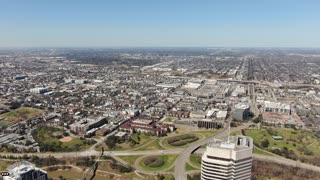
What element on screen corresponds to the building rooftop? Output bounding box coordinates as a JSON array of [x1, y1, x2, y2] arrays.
[[264, 101, 290, 110], [208, 135, 253, 151], [235, 103, 249, 110]]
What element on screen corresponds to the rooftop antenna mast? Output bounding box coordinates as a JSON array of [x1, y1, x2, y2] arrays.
[[227, 120, 231, 144]]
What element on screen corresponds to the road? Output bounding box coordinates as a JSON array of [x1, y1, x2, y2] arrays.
[[1, 123, 320, 178], [174, 123, 250, 180], [0, 149, 183, 158]]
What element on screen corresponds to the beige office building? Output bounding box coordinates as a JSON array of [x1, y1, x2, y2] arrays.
[[201, 136, 253, 180]]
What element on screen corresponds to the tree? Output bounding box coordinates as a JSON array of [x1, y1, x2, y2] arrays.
[[260, 139, 269, 148], [105, 135, 119, 149], [157, 174, 165, 180], [253, 114, 263, 123]]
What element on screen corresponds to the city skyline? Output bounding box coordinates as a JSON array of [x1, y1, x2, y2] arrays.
[[1, 0, 320, 47]]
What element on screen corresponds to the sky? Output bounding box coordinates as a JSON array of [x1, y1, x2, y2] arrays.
[[1, 0, 320, 47]]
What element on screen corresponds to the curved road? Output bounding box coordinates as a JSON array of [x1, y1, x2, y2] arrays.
[[174, 123, 250, 180]]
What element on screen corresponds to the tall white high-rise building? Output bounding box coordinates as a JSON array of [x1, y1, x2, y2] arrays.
[[201, 135, 253, 180], [4, 161, 48, 180]]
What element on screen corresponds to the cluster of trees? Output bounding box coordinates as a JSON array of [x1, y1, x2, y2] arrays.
[[187, 173, 200, 180], [252, 114, 263, 123], [130, 134, 141, 145], [1, 155, 67, 167], [46, 165, 72, 172], [105, 133, 144, 149], [297, 146, 314, 156], [0, 145, 37, 153], [252, 159, 320, 179], [270, 147, 298, 160], [75, 156, 96, 167], [105, 135, 124, 149], [299, 156, 320, 167], [31, 155, 66, 167], [266, 128, 278, 136], [110, 162, 133, 173]]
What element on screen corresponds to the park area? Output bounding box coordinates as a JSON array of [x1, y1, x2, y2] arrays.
[[0, 107, 43, 127], [139, 155, 178, 171], [34, 126, 95, 152], [244, 127, 320, 166], [99, 133, 158, 151], [163, 134, 201, 148]]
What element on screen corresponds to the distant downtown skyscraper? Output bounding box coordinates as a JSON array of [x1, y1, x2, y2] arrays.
[[201, 135, 253, 180]]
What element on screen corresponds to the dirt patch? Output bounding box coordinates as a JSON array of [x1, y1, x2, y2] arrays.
[[59, 136, 73, 142]]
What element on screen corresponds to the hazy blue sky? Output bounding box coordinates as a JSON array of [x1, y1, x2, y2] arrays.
[[1, 0, 320, 47]]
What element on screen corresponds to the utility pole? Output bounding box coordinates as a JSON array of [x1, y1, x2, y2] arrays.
[[82, 147, 104, 180]]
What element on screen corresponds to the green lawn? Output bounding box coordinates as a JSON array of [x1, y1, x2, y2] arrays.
[[185, 162, 199, 171], [230, 130, 242, 136], [253, 147, 274, 156], [62, 138, 87, 149], [166, 166, 175, 173], [245, 128, 320, 159], [139, 155, 178, 171], [116, 155, 141, 166], [130, 133, 139, 143], [193, 130, 218, 138], [134, 139, 165, 151], [189, 154, 201, 169]]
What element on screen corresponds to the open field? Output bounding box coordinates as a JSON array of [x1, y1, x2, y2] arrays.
[[193, 130, 218, 138], [35, 126, 91, 152], [245, 128, 320, 164], [0, 107, 44, 127], [97, 133, 158, 151], [133, 139, 165, 151], [139, 155, 178, 171], [116, 155, 142, 166]]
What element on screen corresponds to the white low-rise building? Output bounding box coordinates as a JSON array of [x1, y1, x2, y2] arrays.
[[30, 87, 48, 94], [264, 101, 290, 115]]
